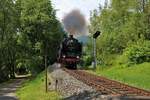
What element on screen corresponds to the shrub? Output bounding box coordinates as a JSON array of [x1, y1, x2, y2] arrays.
[[124, 40, 150, 64], [83, 55, 93, 66]]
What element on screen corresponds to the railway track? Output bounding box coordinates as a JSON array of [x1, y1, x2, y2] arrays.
[[63, 68, 150, 97]]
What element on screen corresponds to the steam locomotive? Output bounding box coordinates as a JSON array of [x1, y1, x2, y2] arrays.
[[58, 35, 82, 69]]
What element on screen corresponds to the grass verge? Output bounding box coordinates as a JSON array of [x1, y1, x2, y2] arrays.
[[89, 62, 150, 90], [16, 71, 61, 100]]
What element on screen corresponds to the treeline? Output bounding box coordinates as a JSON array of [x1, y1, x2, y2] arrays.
[[0, 0, 64, 82], [89, 0, 150, 66]]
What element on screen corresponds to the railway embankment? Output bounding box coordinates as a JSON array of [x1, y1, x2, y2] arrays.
[[88, 62, 150, 90]]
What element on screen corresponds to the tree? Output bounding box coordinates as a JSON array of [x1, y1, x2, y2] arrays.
[[89, 0, 150, 65], [20, 0, 64, 73], [0, 0, 64, 83], [0, 0, 18, 80]]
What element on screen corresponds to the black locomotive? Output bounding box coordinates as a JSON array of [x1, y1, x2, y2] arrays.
[[58, 35, 82, 69]]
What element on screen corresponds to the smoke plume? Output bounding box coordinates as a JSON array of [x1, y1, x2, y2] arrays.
[[62, 9, 87, 36]]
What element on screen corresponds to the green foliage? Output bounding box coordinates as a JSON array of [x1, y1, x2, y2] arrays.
[[0, 0, 18, 80], [0, 0, 64, 82], [89, 0, 150, 66], [124, 40, 150, 64], [16, 0, 64, 75], [83, 55, 92, 66], [81, 37, 93, 68]]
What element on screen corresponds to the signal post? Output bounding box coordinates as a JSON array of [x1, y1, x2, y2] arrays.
[[93, 31, 100, 69]]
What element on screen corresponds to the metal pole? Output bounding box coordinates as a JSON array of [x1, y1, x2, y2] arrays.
[[93, 31, 100, 69], [45, 45, 48, 93], [93, 38, 96, 69]]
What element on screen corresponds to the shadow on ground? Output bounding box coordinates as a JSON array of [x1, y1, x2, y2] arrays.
[[63, 91, 102, 100], [0, 78, 28, 100], [63, 90, 150, 100], [0, 79, 24, 95], [0, 96, 18, 100]]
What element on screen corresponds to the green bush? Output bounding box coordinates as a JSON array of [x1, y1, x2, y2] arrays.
[[83, 55, 93, 66], [124, 40, 150, 64]]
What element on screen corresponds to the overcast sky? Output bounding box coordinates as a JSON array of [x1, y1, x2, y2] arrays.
[[51, 0, 105, 23]]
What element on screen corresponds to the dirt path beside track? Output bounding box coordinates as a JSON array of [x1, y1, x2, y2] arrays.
[[0, 78, 27, 100]]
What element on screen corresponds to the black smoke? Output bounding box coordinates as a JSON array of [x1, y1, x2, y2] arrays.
[[62, 9, 87, 36]]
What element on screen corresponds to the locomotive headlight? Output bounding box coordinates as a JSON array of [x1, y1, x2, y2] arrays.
[[63, 55, 66, 58], [76, 56, 80, 59]]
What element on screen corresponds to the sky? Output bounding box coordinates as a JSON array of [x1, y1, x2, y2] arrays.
[[51, 0, 105, 23]]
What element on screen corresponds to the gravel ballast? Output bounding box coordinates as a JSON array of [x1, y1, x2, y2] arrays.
[[47, 63, 102, 99]]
